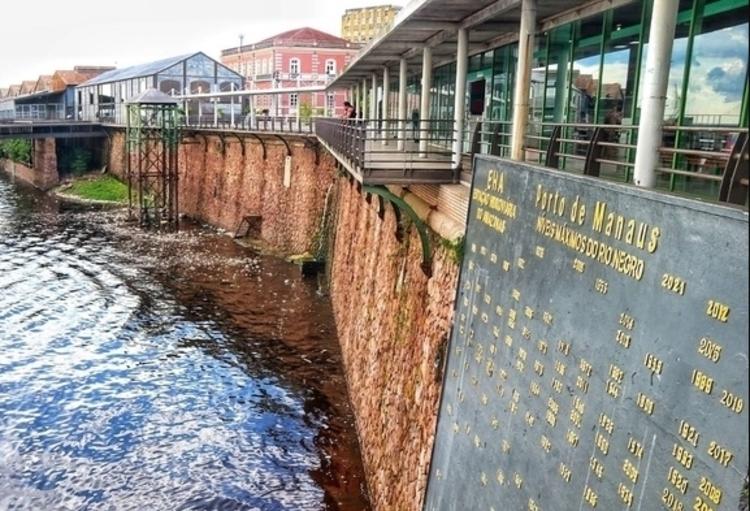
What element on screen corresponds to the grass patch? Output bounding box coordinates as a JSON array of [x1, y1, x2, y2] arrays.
[[63, 175, 128, 203]]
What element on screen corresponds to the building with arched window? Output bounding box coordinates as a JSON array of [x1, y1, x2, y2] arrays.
[[221, 27, 360, 117], [76, 52, 242, 123]]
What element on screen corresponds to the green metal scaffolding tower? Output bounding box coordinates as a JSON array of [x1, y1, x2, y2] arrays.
[[126, 89, 182, 231]]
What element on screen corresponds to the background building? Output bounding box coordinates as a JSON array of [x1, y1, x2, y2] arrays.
[[76, 52, 243, 123], [0, 66, 113, 120], [221, 27, 359, 117], [341, 4, 401, 43]]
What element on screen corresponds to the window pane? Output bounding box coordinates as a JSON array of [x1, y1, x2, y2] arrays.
[[684, 3, 749, 126], [569, 13, 604, 124]]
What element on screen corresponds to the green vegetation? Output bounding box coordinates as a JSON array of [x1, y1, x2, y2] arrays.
[[58, 146, 93, 176], [62, 175, 128, 203], [440, 236, 465, 265], [299, 102, 313, 122], [0, 139, 32, 165]]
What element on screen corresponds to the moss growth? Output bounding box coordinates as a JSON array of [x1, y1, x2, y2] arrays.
[[440, 236, 465, 265], [63, 175, 128, 203]]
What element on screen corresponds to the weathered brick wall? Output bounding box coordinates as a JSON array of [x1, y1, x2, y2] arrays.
[[107, 129, 334, 255], [329, 179, 460, 511], [0, 138, 59, 190], [107, 128, 462, 509]]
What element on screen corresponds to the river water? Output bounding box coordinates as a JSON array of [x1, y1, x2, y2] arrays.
[[0, 175, 369, 510]]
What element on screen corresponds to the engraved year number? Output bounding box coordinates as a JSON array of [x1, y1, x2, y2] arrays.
[[662, 273, 687, 295]]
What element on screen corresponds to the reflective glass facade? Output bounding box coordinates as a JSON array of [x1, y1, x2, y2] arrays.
[[425, 0, 748, 196]]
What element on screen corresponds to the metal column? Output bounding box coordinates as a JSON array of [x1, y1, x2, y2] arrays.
[[510, 0, 537, 161], [398, 58, 408, 151], [633, 0, 680, 188], [382, 66, 390, 145], [371, 73, 378, 121], [419, 47, 433, 158], [452, 28, 469, 170]]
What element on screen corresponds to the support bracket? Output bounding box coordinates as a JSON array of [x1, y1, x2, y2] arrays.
[[247, 133, 266, 160], [274, 134, 292, 157], [363, 185, 433, 277]]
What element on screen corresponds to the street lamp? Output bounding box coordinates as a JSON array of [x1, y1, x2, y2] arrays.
[[238, 34, 245, 88]]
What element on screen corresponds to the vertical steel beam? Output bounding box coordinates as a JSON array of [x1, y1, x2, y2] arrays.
[[398, 58, 408, 151], [633, 0, 679, 188], [419, 47, 433, 158], [382, 65, 390, 145], [371, 73, 378, 121], [452, 28, 469, 170], [510, 0, 537, 161]]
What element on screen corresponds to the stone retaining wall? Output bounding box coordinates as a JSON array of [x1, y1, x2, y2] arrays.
[[328, 179, 460, 511]]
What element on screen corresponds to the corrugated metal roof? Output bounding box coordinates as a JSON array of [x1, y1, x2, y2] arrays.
[[81, 53, 198, 86]]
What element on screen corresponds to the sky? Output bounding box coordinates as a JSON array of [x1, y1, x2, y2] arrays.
[[0, 0, 408, 86]]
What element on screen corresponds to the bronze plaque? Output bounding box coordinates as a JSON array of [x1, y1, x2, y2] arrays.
[[425, 156, 749, 511]]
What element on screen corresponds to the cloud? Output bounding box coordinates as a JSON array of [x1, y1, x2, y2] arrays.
[[706, 65, 747, 102]]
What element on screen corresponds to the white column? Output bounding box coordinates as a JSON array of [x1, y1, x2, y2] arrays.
[[362, 78, 368, 119], [352, 85, 360, 117], [633, 0, 680, 188], [419, 46, 433, 157], [382, 65, 390, 145], [213, 98, 219, 127], [452, 28, 469, 170], [398, 58, 408, 151], [370, 73, 378, 121], [510, 0, 537, 161]]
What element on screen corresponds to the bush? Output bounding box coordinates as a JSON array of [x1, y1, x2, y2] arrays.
[[0, 139, 32, 165], [59, 145, 92, 176]]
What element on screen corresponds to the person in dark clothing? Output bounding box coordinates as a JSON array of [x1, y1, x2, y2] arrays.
[[411, 108, 420, 142], [343, 101, 357, 119]]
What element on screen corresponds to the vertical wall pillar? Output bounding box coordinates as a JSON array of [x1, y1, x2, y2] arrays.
[[510, 0, 537, 161], [633, 0, 680, 188], [452, 28, 469, 170], [398, 58, 408, 151], [419, 47, 433, 157], [382, 66, 390, 145], [213, 98, 219, 127]]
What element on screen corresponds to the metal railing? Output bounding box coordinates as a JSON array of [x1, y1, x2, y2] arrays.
[[315, 117, 458, 183], [519, 121, 748, 204], [187, 115, 315, 134]]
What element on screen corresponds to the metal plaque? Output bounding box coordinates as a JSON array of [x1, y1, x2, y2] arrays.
[[425, 156, 749, 511]]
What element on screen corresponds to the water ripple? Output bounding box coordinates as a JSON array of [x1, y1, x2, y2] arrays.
[[0, 176, 368, 510]]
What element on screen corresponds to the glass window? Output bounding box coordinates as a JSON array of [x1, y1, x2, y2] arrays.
[[569, 13, 604, 125], [684, 1, 749, 126], [325, 59, 336, 75], [544, 24, 574, 124], [638, 0, 694, 123], [490, 44, 518, 122], [186, 54, 216, 78], [290, 58, 300, 76]]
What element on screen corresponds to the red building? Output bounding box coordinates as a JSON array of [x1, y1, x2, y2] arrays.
[[221, 27, 360, 117]]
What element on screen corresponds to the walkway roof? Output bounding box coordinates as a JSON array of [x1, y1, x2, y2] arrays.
[[329, 0, 617, 88]]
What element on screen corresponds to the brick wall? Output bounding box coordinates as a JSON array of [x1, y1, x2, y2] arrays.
[[108, 130, 334, 255], [329, 179, 459, 511], [0, 138, 59, 190]]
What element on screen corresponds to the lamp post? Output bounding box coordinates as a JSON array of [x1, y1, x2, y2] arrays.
[[238, 34, 245, 84]]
